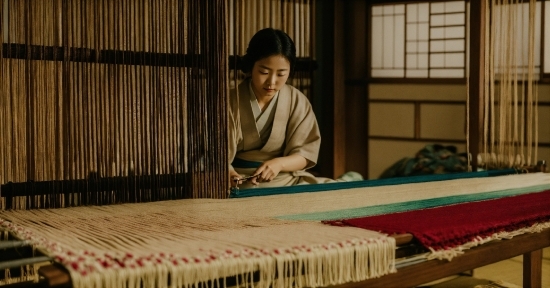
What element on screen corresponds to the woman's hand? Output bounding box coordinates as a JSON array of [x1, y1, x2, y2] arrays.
[[250, 158, 283, 185], [229, 169, 242, 188], [250, 154, 308, 185]]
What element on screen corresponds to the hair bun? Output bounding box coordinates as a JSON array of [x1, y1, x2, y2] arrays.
[[240, 54, 252, 74]]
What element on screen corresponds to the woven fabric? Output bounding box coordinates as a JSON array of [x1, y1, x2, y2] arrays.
[[0, 200, 395, 288], [324, 189, 550, 251]]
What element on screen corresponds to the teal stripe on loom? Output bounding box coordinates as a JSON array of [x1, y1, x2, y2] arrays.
[[232, 158, 262, 168], [229, 169, 518, 198], [277, 184, 550, 221]]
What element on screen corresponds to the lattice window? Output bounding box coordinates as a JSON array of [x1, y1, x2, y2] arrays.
[[371, 1, 467, 79], [427, 1, 466, 78], [371, 0, 548, 81], [405, 3, 430, 78], [371, 4, 406, 78]]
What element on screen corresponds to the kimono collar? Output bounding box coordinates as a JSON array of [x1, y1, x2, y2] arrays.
[[248, 81, 279, 122], [238, 79, 290, 152]]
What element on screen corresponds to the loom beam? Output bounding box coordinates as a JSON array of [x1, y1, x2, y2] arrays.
[[1, 43, 316, 71], [0, 256, 52, 270], [0, 240, 29, 250]]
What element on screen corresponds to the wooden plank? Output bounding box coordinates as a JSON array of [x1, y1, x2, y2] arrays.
[[38, 264, 72, 288], [392, 233, 414, 246]]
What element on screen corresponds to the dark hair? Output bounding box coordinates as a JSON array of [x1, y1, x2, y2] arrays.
[[240, 28, 296, 76]]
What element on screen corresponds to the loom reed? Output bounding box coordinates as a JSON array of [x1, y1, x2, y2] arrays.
[[1, 0, 316, 210]]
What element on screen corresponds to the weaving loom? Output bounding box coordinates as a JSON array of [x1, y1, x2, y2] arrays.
[[2, 171, 550, 287], [2, 0, 550, 287]]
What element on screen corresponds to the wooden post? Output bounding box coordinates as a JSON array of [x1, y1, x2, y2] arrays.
[[468, 0, 487, 172], [333, 0, 346, 178], [523, 249, 543, 288], [314, 0, 345, 179]]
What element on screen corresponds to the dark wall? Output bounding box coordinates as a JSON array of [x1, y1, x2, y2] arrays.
[[313, 0, 370, 179]]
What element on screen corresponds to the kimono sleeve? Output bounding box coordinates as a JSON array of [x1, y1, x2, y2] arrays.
[[227, 88, 242, 170], [283, 88, 321, 169]]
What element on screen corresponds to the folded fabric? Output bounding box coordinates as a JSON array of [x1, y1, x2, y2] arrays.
[[379, 144, 468, 179]]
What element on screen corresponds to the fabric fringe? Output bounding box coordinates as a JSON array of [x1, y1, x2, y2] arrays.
[[61, 239, 397, 288], [427, 220, 550, 261], [0, 261, 39, 285], [1, 218, 396, 288]]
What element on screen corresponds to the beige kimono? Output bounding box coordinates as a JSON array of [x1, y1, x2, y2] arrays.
[[228, 78, 335, 188]]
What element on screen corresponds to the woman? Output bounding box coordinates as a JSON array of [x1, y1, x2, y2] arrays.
[[228, 28, 361, 189]]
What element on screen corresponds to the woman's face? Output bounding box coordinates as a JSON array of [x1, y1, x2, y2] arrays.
[[250, 54, 290, 99]]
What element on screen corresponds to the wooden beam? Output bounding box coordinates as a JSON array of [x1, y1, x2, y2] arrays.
[[1, 44, 316, 72], [468, 0, 487, 172], [38, 264, 72, 288], [313, 0, 335, 178], [392, 233, 414, 246], [333, 0, 347, 178], [342, 0, 369, 177]]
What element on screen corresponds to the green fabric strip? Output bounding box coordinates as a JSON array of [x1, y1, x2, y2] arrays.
[[231, 158, 262, 169], [277, 184, 550, 221], [230, 169, 519, 198]]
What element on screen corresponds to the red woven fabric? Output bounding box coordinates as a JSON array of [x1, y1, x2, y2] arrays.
[[323, 190, 550, 250]]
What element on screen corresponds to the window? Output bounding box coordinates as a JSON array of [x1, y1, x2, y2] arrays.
[[370, 0, 548, 81], [371, 1, 467, 79]]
